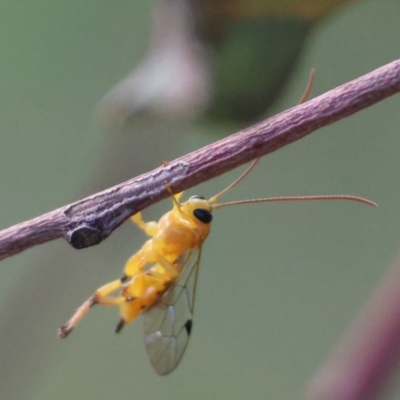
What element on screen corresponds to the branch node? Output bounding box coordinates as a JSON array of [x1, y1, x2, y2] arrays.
[[68, 225, 104, 249]]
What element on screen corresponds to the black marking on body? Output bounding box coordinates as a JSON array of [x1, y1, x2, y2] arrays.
[[185, 319, 193, 335]]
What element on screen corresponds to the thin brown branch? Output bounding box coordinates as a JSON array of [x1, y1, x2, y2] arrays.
[[1, 59, 400, 260]]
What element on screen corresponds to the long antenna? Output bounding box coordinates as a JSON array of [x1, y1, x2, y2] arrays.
[[211, 195, 378, 210], [208, 70, 376, 211], [209, 158, 260, 203], [209, 69, 317, 204], [298, 69, 315, 104]]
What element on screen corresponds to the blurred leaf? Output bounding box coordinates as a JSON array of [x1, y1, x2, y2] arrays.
[[205, 18, 311, 122], [192, 0, 361, 122], [98, 0, 362, 129], [192, 0, 360, 39]]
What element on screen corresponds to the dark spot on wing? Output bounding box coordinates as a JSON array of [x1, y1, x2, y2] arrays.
[[185, 319, 193, 335]]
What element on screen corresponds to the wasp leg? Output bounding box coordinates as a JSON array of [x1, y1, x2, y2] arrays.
[[58, 278, 123, 338], [59, 252, 177, 338], [116, 267, 175, 333], [130, 212, 158, 236], [152, 251, 179, 279], [126, 250, 177, 283], [114, 295, 144, 334], [122, 244, 176, 279]]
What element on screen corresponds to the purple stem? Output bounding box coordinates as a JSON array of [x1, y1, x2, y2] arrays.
[[1, 59, 400, 260]]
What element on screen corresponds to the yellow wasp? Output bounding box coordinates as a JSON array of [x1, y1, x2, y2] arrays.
[[58, 157, 376, 375]]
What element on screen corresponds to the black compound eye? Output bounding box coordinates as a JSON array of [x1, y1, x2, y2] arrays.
[[193, 208, 213, 224], [190, 195, 205, 200]]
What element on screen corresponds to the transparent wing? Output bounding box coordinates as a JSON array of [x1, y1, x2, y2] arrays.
[[143, 248, 201, 376]]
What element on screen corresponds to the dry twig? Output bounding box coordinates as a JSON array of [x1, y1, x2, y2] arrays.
[[1, 59, 400, 260]]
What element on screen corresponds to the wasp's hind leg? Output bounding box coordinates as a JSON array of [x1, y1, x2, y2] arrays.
[[58, 278, 124, 338], [116, 265, 175, 334]]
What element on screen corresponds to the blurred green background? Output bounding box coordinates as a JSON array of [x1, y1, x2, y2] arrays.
[[1, 0, 400, 399]]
